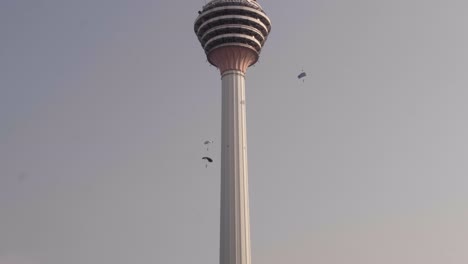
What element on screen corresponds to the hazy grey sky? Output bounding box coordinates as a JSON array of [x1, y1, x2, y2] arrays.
[[1, 0, 468, 263]]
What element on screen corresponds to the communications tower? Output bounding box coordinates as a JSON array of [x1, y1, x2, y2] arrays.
[[194, 1, 271, 264]]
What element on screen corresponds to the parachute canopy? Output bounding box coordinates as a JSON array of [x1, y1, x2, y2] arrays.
[[298, 71, 307, 79], [202, 157, 213, 163]]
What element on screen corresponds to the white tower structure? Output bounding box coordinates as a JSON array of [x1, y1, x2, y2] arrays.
[[194, 1, 271, 264]]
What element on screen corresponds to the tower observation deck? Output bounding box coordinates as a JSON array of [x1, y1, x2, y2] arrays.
[[194, 0, 271, 73]]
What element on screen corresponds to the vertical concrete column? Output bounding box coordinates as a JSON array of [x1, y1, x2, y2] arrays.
[[219, 70, 251, 264]]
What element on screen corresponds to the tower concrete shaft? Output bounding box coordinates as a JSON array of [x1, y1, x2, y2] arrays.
[[220, 70, 250, 264], [194, 1, 271, 264]]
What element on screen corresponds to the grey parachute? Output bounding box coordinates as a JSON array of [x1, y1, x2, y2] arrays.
[[204, 140, 214, 151], [298, 71, 306, 80]]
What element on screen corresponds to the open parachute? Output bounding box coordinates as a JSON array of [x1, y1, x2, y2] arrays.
[[204, 140, 214, 151], [202, 157, 213, 163], [202, 156, 213, 168], [298, 71, 307, 80]]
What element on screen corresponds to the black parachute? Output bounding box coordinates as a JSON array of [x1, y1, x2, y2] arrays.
[[202, 157, 213, 163]]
